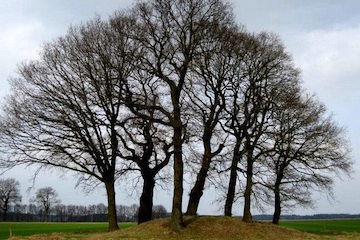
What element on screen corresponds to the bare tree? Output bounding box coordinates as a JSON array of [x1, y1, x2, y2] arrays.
[[34, 187, 60, 222], [0, 178, 21, 221], [54, 204, 66, 222], [0, 17, 136, 231], [116, 115, 173, 224], [123, 0, 233, 230], [222, 33, 299, 222], [260, 94, 351, 224], [152, 204, 168, 219], [184, 27, 243, 216]]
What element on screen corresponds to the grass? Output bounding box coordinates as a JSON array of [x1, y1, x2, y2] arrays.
[[87, 216, 320, 240], [0, 222, 134, 240], [3, 218, 360, 240], [281, 219, 360, 235]]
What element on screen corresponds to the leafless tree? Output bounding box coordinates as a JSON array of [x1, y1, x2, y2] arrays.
[[54, 204, 66, 222], [0, 178, 21, 221], [123, 0, 234, 230], [222, 33, 299, 222], [152, 204, 168, 219], [259, 94, 351, 224], [34, 187, 60, 222], [116, 115, 173, 224], [184, 27, 244, 216], [0, 17, 136, 230]]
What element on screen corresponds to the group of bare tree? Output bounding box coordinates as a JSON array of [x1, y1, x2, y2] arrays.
[[0, 178, 21, 221], [0, 0, 351, 232], [0, 179, 168, 222], [0, 180, 58, 221]]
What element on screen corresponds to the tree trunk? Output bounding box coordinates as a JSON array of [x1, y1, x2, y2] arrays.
[[186, 146, 211, 215], [105, 181, 119, 231], [2, 205, 7, 221], [242, 160, 253, 222], [272, 168, 284, 224], [224, 143, 241, 216], [272, 183, 281, 224], [138, 174, 155, 224], [45, 207, 49, 222], [171, 121, 184, 231]]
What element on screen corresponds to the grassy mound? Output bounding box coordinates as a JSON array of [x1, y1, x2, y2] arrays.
[[88, 216, 321, 240], [10, 217, 360, 239]]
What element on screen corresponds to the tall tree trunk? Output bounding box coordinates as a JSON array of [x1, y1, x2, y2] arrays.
[[45, 207, 49, 222], [105, 181, 119, 231], [224, 143, 241, 216], [272, 183, 281, 224], [171, 121, 184, 231], [2, 203, 8, 221], [138, 174, 155, 224], [272, 168, 284, 224], [185, 143, 211, 215], [242, 160, 253, 223]]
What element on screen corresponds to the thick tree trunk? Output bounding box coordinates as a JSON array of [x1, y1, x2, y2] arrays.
[[242, 161, 253, 223], [272, 168, 284, 224], [138, 174, 155, 224], [2, 206, 7, 221], [171, 122, 184, 231], [224, 143, 241, 216], [186, 145, 211, 215], [105, 181, 119, 231], [272, 183, 281, 224], [44, 207, 49, 222]]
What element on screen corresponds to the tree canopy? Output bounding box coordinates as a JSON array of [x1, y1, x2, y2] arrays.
[[0, 0, 352, 231]]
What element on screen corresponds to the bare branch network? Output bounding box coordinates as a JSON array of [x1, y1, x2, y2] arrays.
[[0, 0, 352, 231]]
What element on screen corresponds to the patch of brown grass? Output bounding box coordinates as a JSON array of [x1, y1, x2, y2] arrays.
[[88, 216, 321, 240]]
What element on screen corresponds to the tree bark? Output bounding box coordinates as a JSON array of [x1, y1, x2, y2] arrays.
[[272, 183, 281, 224], [2, 200, 8, 221], [224, 143, 241, 216], [185, 144, 211, 215], [138, 174, 155, 224], [242, 159, 253, 223], [272, 167, 284, 224], [105, 181, 119, 231], [171, 120, 184, 231], [45, 208, 49, 222]]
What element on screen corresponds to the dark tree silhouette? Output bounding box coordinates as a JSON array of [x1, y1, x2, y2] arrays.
[[184, 27, 243, 216], [123, 0, 233, 230], [261, 94, 351, 224], [0, 0, 352, 231], [34, 187, 60, 222], [222, 33, 300, 221], [116, 115, 173, 224], [0, 178, 21, 221], [0, 18, 136, 231]]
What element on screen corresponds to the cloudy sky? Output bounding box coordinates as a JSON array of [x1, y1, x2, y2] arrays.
[[1, 0, 359, 216]]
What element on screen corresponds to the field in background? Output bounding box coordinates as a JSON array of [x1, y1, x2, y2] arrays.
[[0, 222, 134, 240], [1, 219, 360, 239], [281, 219, 360, 235]]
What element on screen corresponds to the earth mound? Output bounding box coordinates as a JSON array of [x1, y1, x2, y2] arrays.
[[89, 216, 320, 240]]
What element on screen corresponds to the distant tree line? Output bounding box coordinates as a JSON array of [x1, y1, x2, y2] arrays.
[[0, 180, 168, 222], [0, 202, 167, 222], [0, 0, 352, 232]]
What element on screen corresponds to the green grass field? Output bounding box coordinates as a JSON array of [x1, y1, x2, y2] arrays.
[[281, 219, 360, 235], [0, 222, 134, 240], [1, 219, 360, 239]]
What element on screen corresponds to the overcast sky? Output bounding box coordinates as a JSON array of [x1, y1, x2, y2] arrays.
[[1, 0, 359, 216]]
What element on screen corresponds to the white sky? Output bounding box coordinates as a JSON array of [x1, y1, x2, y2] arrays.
[[1, 0, 359, 216]]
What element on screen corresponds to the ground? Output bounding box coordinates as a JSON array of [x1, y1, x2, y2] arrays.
[[4, 217, 360, 240]]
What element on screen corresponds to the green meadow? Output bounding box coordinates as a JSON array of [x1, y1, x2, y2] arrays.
[[281, 219, 360, 235], [1, 219, 360, 239], [0, 222, 134, 240]]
